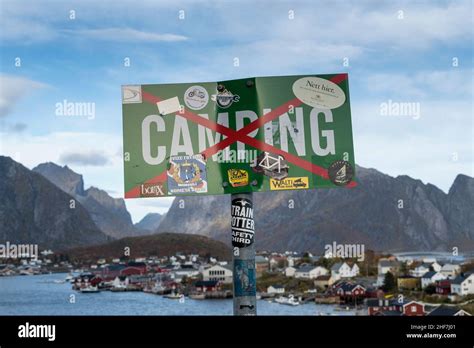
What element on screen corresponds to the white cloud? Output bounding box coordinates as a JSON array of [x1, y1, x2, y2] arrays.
[[364, 69, 473, 99], [0, 75, 48, 117], [62, 28, 188, 42]]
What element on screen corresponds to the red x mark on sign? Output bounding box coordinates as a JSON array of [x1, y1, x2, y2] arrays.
[[125, 73, 356, 198]]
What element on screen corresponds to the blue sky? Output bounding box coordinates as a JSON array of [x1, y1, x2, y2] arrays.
[[0, 0, 472, 222]]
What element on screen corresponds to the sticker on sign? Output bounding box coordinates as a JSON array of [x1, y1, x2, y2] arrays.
[[122, 74, 356, 198]]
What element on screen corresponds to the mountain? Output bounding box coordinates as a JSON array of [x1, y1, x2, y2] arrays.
[[63, 233, 231, 262], [135, 213, 163, 232], [157, 166, 474, 253], [33, 162, 138, 239], [0, 156, 110, 249]]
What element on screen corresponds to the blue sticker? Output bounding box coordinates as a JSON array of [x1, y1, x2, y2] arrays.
[[167, 154, 208, 194], [233, 259, 256, 297]]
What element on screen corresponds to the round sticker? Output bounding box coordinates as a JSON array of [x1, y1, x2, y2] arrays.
[[292, 76, 346, 109], [328, 160, 354, 186], [184, 85, 209, 110]]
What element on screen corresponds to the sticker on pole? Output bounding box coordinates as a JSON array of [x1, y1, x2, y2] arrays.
[[233, 259, 256, 297], [231, 198, 254, 248], [292, 76, 346, 109]]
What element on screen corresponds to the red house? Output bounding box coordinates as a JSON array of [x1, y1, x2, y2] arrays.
[[435, 280, 451, 295], [402, 301, 425, 316], [194, 280, 221, 292], [367, 298, 402, 316]]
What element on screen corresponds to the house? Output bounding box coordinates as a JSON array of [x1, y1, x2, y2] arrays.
[[285, 266, 297, 277], [430, 261, 442, 272], [402, 301, 425, 316], [112, 275, 129, 288], [294, 265, 328, 279], [202, 264, 233, 284], [267, 285, 285, 294], [397, 276, 420, 290], [450, 273, 474, 296], [378, 259, 400, 275], [440, 264, 461, 279], [428, 305, 471, 316], [421, 271, 446, 289], [376, 260, 401, 286], [436, 280, 451, 295], [269, 255, 287, 270], [255, 256, 269, 276], [334, 282, 366, 302], [410, 263, 431, 277], [366, 298, 403, 316], [194, 280, 221, 292], [314, 275, 335, 289], [331, 262, 359, 280]]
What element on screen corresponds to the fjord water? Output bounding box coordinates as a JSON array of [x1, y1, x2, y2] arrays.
[[0, 273, 355, 316]]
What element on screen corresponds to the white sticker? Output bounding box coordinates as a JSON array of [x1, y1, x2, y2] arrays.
[[157, 97, 181, 115], [292, 77, 346, 109], [122, 85, 142, 104], [184, 85, 209, 110]]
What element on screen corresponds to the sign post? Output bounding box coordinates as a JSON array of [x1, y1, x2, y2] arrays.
[[122, 73, 356, 316], [231, 192, 256, 315]]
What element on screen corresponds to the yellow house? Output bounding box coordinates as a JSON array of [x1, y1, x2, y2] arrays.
[[397, 276, 420, 290]]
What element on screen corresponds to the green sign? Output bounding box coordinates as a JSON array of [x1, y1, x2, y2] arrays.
[[122, 74, 355, 199]]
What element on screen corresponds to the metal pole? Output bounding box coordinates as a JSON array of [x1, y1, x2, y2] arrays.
[[231, 192, 256, 315]]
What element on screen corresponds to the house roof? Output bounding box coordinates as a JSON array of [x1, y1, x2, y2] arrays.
[[269, 284, 284, 289], [195, 280, 219, 287], [331, 262, 343, 271], [296, 265, 315, 273], [428, 305, 465, 316], [451, 274, 466, 285], [421, 271, 437, 279]]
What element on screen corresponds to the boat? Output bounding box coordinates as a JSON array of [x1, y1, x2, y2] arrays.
[[54, 279, 66, 284], [65, 273, 74, 283], [189, 293, 205, 300], [164, 292, 182, 299], [80, 286, 100, 293], [275, 296, 300, 306]]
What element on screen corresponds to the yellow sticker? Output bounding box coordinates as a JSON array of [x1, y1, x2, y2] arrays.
[[270, 177, 309, 190], [228, 169, 249, 187]]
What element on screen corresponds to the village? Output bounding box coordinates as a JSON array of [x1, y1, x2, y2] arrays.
[[1, 249, 473, 316]]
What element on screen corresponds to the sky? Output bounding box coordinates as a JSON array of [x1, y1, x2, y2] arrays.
[[0, 0, 472, 223]]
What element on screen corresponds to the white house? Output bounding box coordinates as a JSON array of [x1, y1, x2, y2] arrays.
[[440, 264, 461, 279], [450, 273, 474, 296], [267, 285, 285, 294], [378, 260, 399, 275], [430, 261, 442, 272], [410, 264, 431, 277], [285, 266, 297, 277], [331, 262, 359, 280], [202, 264, 233, 284], [421, 271, 446, 289], [294, 266, 328, 279], [112, 276, 129, 288]]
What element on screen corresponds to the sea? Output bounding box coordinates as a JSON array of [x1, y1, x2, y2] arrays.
[[0, 273, 356, 316]]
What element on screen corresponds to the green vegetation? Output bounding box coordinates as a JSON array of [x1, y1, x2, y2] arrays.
[[382, 272, 397, 292]]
